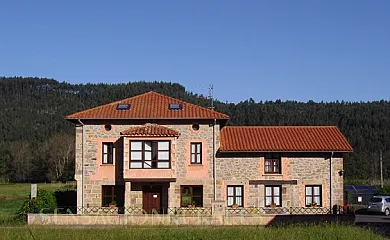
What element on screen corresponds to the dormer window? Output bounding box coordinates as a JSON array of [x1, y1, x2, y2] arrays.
[[117, 104, 130, 110], [168, 103, 182, 110]]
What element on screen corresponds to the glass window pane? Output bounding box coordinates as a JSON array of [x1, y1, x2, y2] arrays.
[[266, 196, 272, 206], [103, 144, 108, 153], [144, 151, 152, 160], [236, 197, 242, 206], [228, 197, 234, 206], [274, 197, 280, 205], [266, 187, 272, 196], [196, 154, 201, 163], [143, 161, 152, 168], [192, 197, 202, 207], [306, 187, 312, 195], [314, 197, 320, 205], [158, 141, 169, 150], [227, 187, 234, 196], [191, 144, 195, 153], [193, 187, 202, 196], [157, 162, 169, 168], [103, 154, 108, 163], [131, 141, 142, 150], [130, 162, 142, 168], [197, 144, 201, 151], [274, 187, 280, 196], [131, 151, 142, 160], [306, 197, 312, 205], [158, 151, 169, 160], [144, 141, 152, 151], [191, 154, 195, 163], [314, 187, 320, 195], [235, 187, 242, 196]]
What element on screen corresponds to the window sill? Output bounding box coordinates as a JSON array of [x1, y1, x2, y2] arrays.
[[262, 173, 283, 176], [188, 164, 204, 167], [100, 164, 114, 166]]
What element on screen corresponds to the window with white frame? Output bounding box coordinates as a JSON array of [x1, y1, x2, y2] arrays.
[[265, 186, 281, 207], [129, 141, 170, 169], [227, 186, 243, 207], [305, 185, 322, 206], [190, 142, 202, 164], [102, 142, 114, 164]]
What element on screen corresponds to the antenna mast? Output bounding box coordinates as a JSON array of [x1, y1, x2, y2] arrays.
[[208, 84, 214, 110]]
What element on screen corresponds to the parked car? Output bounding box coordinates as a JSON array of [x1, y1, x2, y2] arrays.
[[367, 196, 390, 215]]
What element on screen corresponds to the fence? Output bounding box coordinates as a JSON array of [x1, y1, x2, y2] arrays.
[[34, 206, 345, 216]]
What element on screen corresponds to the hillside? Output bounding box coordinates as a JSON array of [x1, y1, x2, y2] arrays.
[[0, 77, 389, 183]]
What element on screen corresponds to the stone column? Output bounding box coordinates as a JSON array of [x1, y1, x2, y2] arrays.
[[124, 182, 131, 210]]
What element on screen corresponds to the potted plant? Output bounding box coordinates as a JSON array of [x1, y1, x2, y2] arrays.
[[109, 201, 117, 208], [232, 204, 239, 209], [270, 203, 277, 208], [310, 202, 317, 207], [187, 201, 196, 208]]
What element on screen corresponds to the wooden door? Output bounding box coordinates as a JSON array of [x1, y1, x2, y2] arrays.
[[143, 187, 161, 214]]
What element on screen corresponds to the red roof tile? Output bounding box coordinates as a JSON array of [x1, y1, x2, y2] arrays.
[[219, 126, 353, 152], [120, 124, 180, 137], [66, 91, 229, 120]]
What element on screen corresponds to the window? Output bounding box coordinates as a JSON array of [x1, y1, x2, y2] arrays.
[[102, 142, 114, 164], [181, 186, 203, 207], [265, 186, 281, 207], [227, 186, 243, 207], [190, 143, 202, 164], [264, 153, 281, 174], [130, 141, 170, 169], [305, 185, 322, 207], [102, 186, 116, 207], [117, 104, 130, 110], [168, 103, 182, 110], [191, 124, 200, 131], [104, 124, 112, 131]]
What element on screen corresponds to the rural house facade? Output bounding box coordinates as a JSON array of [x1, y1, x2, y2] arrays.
[[66, 91, 353, 214]]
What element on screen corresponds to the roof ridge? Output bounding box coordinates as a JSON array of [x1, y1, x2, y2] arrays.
[[150, 91, 229, 118]]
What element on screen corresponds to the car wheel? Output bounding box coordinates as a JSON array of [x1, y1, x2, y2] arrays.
[[385, 208, 390, 216]]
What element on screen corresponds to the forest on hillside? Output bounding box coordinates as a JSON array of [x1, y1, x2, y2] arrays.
[[0, 77, 389, 183]]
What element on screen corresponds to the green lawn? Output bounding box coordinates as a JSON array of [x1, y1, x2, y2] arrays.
[[0, 225, 386, 240], [0, 183, 74, 225]]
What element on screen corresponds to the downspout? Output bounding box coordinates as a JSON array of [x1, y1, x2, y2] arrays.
[[213, 119, 217, 201], [330, 151, 334, 212], [77, 119, 85, 213]]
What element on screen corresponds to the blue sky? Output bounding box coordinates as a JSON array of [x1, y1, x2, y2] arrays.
[[0, 0, 389, 103]]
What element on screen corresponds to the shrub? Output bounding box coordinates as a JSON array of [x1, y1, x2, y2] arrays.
[[19, 189, 57, 215]]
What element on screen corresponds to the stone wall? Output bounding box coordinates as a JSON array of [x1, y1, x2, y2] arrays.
[[75, 122, 219, 208]]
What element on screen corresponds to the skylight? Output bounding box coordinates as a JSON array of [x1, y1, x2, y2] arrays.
[[168, 103, 182, 110], [117, 104, 130, 110]]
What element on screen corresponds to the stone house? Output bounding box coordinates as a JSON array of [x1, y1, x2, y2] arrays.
[[66, 91, 353, 213]]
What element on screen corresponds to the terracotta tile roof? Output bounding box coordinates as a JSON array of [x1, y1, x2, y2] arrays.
[[219, 126, 353, 152], [120, 124, 180, 137], [66, 91, 229, 120]]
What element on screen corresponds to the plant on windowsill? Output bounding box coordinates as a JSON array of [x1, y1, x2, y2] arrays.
[[270, 203, 277, 208], [310, 202, 318, 208], [109, 201, 117, 208], [232, 204, 239, 209], [187, 201, 196, 208]]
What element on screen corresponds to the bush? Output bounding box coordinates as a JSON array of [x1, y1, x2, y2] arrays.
[[19, 189, 57, 215]]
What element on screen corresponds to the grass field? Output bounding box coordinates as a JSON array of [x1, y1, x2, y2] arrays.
[[0, 183, 73, 225], [0, 225, 386, 240]]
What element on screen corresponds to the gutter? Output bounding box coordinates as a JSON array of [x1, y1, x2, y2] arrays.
[[77, 119, 85, 213], [330, 151, 334, 212], [213, 119, 217, 201]]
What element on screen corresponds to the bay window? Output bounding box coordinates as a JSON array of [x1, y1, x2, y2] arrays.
[[130, 141, 170, 169]]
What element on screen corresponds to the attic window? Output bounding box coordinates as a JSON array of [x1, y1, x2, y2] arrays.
[[169, 104, 182, 110], [117, 104, 130, 110]]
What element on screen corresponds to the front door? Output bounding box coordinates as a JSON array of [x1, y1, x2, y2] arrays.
[[143, 186, 161, 214]]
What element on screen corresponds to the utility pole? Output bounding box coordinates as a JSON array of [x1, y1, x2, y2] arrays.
[[380, 150, 384, 189]]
